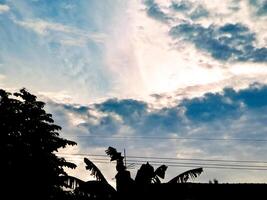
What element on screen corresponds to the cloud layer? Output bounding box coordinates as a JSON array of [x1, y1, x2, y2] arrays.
[[45, 83, 267, 183]]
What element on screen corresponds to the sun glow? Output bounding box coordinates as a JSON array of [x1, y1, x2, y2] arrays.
[[131, 22, 226, 94]]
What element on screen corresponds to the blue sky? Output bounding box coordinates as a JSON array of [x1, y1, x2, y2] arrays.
[[1, 0, 267, 184]]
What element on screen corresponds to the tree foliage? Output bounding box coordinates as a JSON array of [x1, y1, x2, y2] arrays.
[[0, 88, 77, 199]]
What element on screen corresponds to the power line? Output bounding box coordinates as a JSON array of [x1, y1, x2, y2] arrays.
[[126, 160, 267, 168], [71, 135, 267, 142], [58, 152, 267, 171], [63, 157, 267, 169], [56, 153, 267, 164], [127, 155, 267, 164], [62, 155, 267, 171], [152, 164, 267, 171], [64, 159, 267, 171]]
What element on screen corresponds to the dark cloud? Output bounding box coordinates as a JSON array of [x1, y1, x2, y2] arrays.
[[181, 83, 267, 122], [142, 1, 266, 63], [95, 98, 148, 125], [170, 1, 191, 12], [141, 107, 183, 133], [181, 90, 242, 122], [93, 98, 183, 135], [250, 0, 267, 16], [143, 0, 170, 23], [171, 1, 209, 19], [80, 115, 122, 136], [226, 83, 267, 108], [47, 83, 267, 140], [170, 22, 267, 62]]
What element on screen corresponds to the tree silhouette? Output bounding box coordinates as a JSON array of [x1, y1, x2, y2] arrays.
[[0, 88, 77, 200]]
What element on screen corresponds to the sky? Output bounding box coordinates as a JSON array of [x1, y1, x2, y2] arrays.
[[1, 0, 267, 185]]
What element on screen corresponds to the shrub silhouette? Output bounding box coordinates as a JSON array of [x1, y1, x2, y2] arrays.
[[0, 88, 77, 200]]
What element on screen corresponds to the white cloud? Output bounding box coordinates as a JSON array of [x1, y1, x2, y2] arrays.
[[15, 19, 71, 35], [0, 4, 9, 13]]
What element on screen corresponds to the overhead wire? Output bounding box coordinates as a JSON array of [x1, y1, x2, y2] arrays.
[[64, 159, 267, 171], [59, 153, 267, 171], [70, 135, 267, 142], [56, 153, 267, 164]]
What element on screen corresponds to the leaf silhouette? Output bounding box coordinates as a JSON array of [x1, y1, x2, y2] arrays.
[[154, 165, 168, 179], [168, 167, 203, 183], [61, 175, 84, 189], [84, 158, 108, 183], [105, 146, 124, 161], [135, 162, 155, 184]]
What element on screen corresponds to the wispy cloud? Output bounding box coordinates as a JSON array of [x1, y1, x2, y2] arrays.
[[0, 0, 123, 103], [15, 19, 106, 46], [0, 4, 9, 13]]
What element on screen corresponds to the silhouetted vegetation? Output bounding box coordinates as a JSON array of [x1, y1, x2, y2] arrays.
[[1, 88, 77, 199], [107, 147, 204, 199], [66, 147, 203, 199]]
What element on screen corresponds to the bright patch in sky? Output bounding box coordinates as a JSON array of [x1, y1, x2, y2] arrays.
[[1, 0, 267, 184]]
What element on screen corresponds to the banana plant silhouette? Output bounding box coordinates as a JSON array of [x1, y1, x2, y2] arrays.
[[63, 157, 116, 199], [105, 147, 203, 186], [65, 146, 203, 195]]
